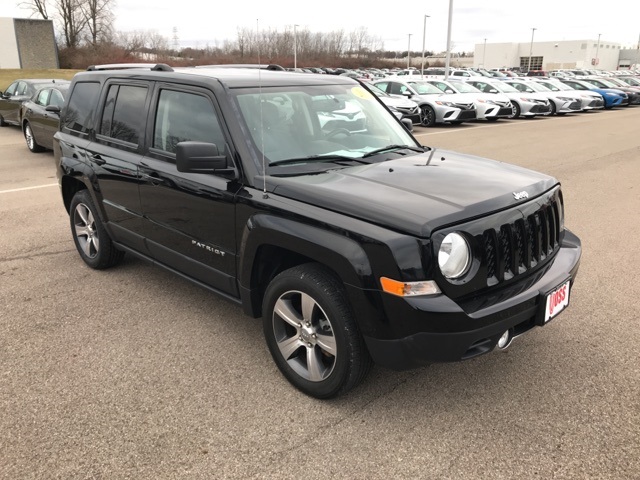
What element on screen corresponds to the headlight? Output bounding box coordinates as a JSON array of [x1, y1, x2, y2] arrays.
[[438, 233, 471, 279], [557, 96, 573, 101], [435, 101, 455, 106], [605, 92, 617, 97]]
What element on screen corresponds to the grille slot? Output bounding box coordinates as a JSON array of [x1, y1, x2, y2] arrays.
[[482, 199, 561, 286]]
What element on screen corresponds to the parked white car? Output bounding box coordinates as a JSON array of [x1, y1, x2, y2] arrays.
[[463, 78, 551, 118], [424, 78, 513, 121], [372, 78, 476, 127]]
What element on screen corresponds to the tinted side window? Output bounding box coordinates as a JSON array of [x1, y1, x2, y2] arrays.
[[4, 82, 18, 96], [36, 89, 50, 106], [99, 85, 147, 144], [62, 82, 100, 134], [153, 90, 224, 155], [49, 89, 65, 108]]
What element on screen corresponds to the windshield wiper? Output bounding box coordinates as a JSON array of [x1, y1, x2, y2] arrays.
[[362, 144, 427, 158], [269, 155, 372, 167]]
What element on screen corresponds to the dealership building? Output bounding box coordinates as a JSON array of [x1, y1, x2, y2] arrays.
[[474, 39, 626, 71], [0, 17, 59, 69]]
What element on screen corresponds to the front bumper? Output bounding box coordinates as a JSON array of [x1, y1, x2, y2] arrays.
[[364, 229, 581, 370]]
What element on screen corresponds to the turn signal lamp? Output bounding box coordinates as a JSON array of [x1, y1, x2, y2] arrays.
[[380, 277, 441, 297]]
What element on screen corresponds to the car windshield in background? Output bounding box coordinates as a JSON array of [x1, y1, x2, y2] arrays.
[[233, 84, 418, 169], [449, 81, 482, 93], [527, 82, 551, 92], [406, 81, 447, 95], [493, 83, 519, 93]]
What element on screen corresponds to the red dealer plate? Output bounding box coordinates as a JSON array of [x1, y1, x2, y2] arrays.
[[545, 280, 570, 323]]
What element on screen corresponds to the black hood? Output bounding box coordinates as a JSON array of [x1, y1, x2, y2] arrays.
[[269, 148, 558, 237]]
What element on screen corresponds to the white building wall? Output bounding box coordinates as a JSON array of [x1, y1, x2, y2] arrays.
[[475, 39, 621, 71], [0, 18, 21, 69]]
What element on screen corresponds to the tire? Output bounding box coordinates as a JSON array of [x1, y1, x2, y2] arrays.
[[69, 190, 124, 269], [549, 101, 557, 116], [24, 122, 45, 153], [0, 115, 6, 127], [510, 102, 521, 118], [419, 105, 436, 127], [262, 263, 372, 399]]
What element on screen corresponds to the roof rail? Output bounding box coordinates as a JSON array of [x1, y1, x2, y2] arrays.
[[195, 64, 285, 71], [86, 63, 174, 72]]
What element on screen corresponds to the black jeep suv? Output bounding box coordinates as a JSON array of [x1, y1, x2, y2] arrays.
[[54, 64, 581, 398]]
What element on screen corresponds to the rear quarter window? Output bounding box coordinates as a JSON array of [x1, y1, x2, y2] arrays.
[[62, 82, 100, 134]]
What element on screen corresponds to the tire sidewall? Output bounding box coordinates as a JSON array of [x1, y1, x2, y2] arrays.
[[69, 190, 111, 269], [262, 266, 355, 398]]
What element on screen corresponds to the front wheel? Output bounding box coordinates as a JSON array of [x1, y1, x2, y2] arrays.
[[510, 102, 521, 118], [69, 190, 124, 269], [262, 264, 372, 399], [24, 122, 44, 153], [419, 105, 436, 127]]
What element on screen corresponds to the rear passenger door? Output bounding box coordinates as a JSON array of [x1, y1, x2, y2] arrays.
[[139, 84, 240, 296], [87, 81, 150, 252]]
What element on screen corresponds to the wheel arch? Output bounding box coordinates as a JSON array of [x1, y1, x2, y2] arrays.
[[238, 214, 376, 321]]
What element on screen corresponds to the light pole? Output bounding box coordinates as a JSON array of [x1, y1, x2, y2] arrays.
[[407, 33, 412, 69], [482, 38, 487, 68], [421, 15, 430, 77], [595, 33, 601, 69], [294, 24, 299, 70], [527, 27, 536, 72], [444, 0, 453, 80]]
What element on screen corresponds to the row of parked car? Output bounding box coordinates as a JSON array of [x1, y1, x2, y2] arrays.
[[2, 67, 640, 154], [366, 73, 640, 127]]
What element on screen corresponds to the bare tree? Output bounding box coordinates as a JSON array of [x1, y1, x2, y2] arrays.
[[56, 0, 88, 48], [18, 0, 50, 19], [81, 0, 114, 46]]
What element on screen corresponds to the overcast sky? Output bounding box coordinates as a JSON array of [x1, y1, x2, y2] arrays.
[[9, 0, 640, 53]]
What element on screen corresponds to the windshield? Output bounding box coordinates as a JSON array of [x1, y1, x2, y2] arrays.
[[449, 81, 481, 93], [406, 81, 448, 95], [233, 83, 418, 169], [493, 82, 519, 93], [527, 82, 550, 92]]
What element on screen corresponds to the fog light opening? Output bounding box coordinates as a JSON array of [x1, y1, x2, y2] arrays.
[[497, 329, 514, 350]]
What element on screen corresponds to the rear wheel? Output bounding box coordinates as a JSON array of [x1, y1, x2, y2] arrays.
[[69, 190, 124, 269], [262, 263, 372, 399], [419, 105, 436, 127], [24, 122, 44, 153]]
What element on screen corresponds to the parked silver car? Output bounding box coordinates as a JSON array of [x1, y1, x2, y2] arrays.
[[424, 78, 513, 121], [503, 79, 583, 115], [530, 78, 604, 111], [464, 79, 551, 118], [372, 78, 476, 127], [367, 83, 421, 125]]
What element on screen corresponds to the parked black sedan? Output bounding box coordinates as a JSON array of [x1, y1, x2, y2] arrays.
[[0, 79, 68, 127], [20, 83, 70, 152]]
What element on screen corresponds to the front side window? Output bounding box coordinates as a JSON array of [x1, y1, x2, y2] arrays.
[[49, 89, 66, 108], [35, 89, 50, 106], [4, 82, 18, 96], [99, 84, 147, 144], [62, 82, 100, 134], [153, 89, 224, 155]]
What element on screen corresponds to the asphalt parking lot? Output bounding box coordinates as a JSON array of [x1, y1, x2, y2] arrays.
[[1, 110, 639, 479]]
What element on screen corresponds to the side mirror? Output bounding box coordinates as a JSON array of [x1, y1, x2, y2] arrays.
[[401, 117, 413, 132], [401, 91, 412, 97], [445, 89, 454, 94], [176, 141, 231, 174], [45, 105, 61, 114], [489, 89, 498, 93]]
